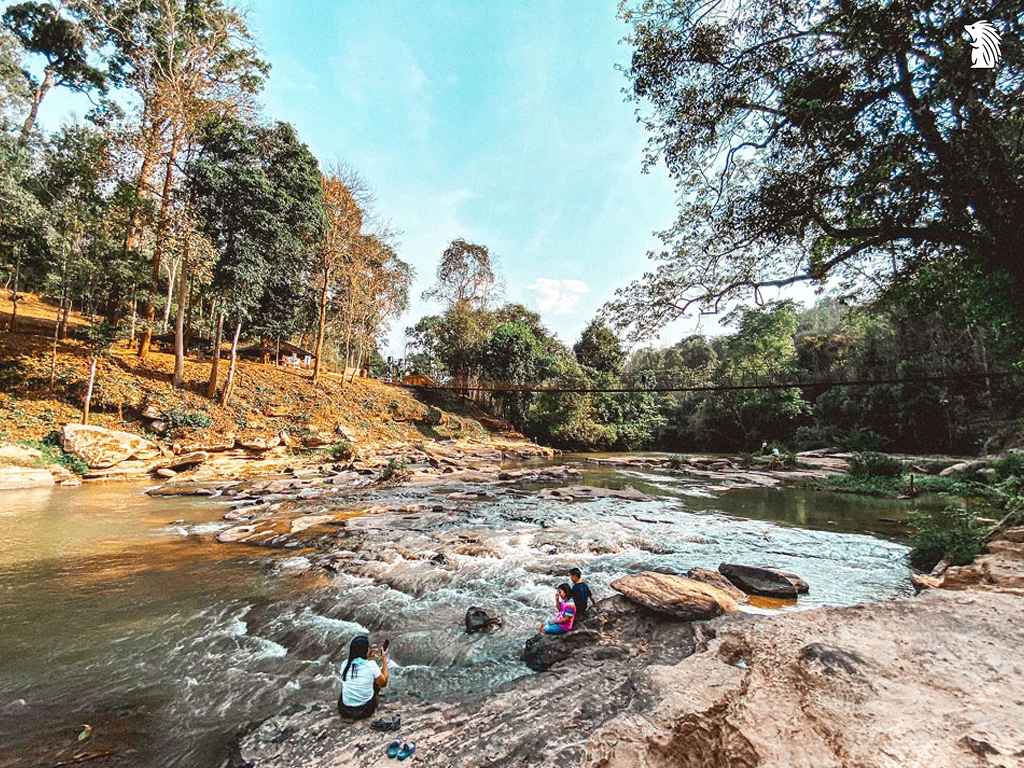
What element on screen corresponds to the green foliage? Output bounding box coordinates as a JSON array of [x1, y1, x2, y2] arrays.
[[909, 506, 988, 571], [18, 436, 88, 475], [163, 407, 214, 430], [613, 0, 1024, 338], [326, 441, 354, 461], [848, 452, 904, 480], [380, 456, 408, 482], [573, 320, 624, 374], [994, 451, 1024, 482]]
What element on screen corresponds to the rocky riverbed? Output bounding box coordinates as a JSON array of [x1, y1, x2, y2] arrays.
[[236, 518, 1024, 768]]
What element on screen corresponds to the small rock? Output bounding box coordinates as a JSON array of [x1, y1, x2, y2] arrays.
[[0, 443, 43, 463], [465, 607, 503, 634], [156, 468, 177, 478], [141, 404, 162, 420], [0, 466, 55, 491]]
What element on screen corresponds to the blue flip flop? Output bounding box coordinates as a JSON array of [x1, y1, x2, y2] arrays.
[[387, 739, 401, 758], [397, 742, 416, 760]]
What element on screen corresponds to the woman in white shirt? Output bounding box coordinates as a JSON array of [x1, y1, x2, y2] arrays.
[[338, 635, 389, 720]]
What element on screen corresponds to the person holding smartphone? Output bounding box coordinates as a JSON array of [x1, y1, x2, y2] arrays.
[[338, 635, 389, 720]]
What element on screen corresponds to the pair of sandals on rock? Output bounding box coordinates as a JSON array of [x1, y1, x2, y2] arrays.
[[369, 715, 415, 760]]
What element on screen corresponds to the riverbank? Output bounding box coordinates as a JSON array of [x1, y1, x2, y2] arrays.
[[235, 514, 1024, 768]]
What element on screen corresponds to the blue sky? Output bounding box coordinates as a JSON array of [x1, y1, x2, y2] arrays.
[[244, 0, 681, 354], [29, 0, 773, 354]]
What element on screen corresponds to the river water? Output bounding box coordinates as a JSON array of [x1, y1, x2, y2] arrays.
[[0, 460, 921, 767]]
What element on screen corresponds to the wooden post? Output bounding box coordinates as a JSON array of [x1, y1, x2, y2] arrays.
[[82, 356, 98, 425]]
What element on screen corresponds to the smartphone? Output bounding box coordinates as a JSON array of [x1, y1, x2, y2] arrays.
[[382, 639, 390, 653]]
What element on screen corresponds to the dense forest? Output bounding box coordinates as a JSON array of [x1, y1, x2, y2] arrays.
[[2, 0, 1021, 455], [0, 0, 410, 406], [404, 246, 1023, 454]]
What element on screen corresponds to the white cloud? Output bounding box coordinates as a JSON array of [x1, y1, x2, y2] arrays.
[[527, 278, 590, 315]]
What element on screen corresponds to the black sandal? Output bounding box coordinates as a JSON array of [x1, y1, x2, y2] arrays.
[[370, 714, 401, 732]]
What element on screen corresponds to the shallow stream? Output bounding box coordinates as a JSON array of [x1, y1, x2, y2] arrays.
[[0, 459, 924, 766]]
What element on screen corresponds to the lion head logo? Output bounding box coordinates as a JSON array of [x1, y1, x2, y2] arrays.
[[964, 20, 1001, 69]]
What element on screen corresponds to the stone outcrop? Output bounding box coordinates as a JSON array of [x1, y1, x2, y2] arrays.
[[611, 571, 740, 620], [586, 588, 1024, 768], [58, 424, 161, 468], [0, 465, 55, 491], [237, 585, 1024, 768], [719, 562, 800, 598]]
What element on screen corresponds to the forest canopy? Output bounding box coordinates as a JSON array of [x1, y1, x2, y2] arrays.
[[610, 0, 1024, 341]]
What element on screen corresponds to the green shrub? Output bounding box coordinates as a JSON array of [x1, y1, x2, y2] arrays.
[[327, 442, 354, 461], [163, 407, 214, 430], [668, 454, 687, 470], [836, 427, 885, 452], [18, 436, 89, 476], [994, 451, 1024, 481], [848, 451, 904, 479], [380, 456, 408, 482], [909, 506, 987, 571]]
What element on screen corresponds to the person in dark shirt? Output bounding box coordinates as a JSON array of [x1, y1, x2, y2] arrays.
[[569, 567, 596, 621]]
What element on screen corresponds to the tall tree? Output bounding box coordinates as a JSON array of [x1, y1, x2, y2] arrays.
[[422, 238, 497, 309], [573, 319, 625, 374], [2, 1, 106, 143], [89, 0, 268, 358], [612, 0, 1024, 338]]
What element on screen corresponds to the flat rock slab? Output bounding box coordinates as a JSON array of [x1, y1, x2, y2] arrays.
[[0, 466, 55, 491], [719, 563, 800, 598], [611, 571, 739, 620], [60, 423, 161, 468]]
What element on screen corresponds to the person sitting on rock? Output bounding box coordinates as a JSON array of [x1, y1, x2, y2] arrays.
[[569, 567, 596, 622], [540, 583, 576, 634], [338, 635, 388, 720]]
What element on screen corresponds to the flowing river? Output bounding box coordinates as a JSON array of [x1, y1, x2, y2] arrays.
[[0, 458, 922, 767]]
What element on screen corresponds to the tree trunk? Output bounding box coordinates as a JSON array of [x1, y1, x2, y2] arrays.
[[8, 251, 21, 334], [162, 255, 179, 332], [312, 266, 330, 384], [138, 133, 180, 358], [221, 321, 242, 406], [20, 68, 53, 144], [206, 310, 224, 399], [50, 303, 60, 388], [172, 254, 189, 388], [82, 356, 98, 425]]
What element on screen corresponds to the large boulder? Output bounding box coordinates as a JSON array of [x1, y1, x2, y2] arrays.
[[611, 571, 740, 620], [59, 424, 160, 469], [719, 563, 800, 598], [0, 466, 55, 491], [521, 628, 601, 672], [686, 567, 748, 602], [465, 607, 503, 634]]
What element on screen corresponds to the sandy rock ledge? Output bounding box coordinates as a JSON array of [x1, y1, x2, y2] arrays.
[[234, 584, 1024, 768]]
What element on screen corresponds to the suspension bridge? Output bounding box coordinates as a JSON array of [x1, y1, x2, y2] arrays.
[[401, 367, 1021, 395]]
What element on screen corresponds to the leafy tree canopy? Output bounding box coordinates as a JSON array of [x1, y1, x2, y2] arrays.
[[573, 319, 625, 374], [611, 0, 1024, 340]]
